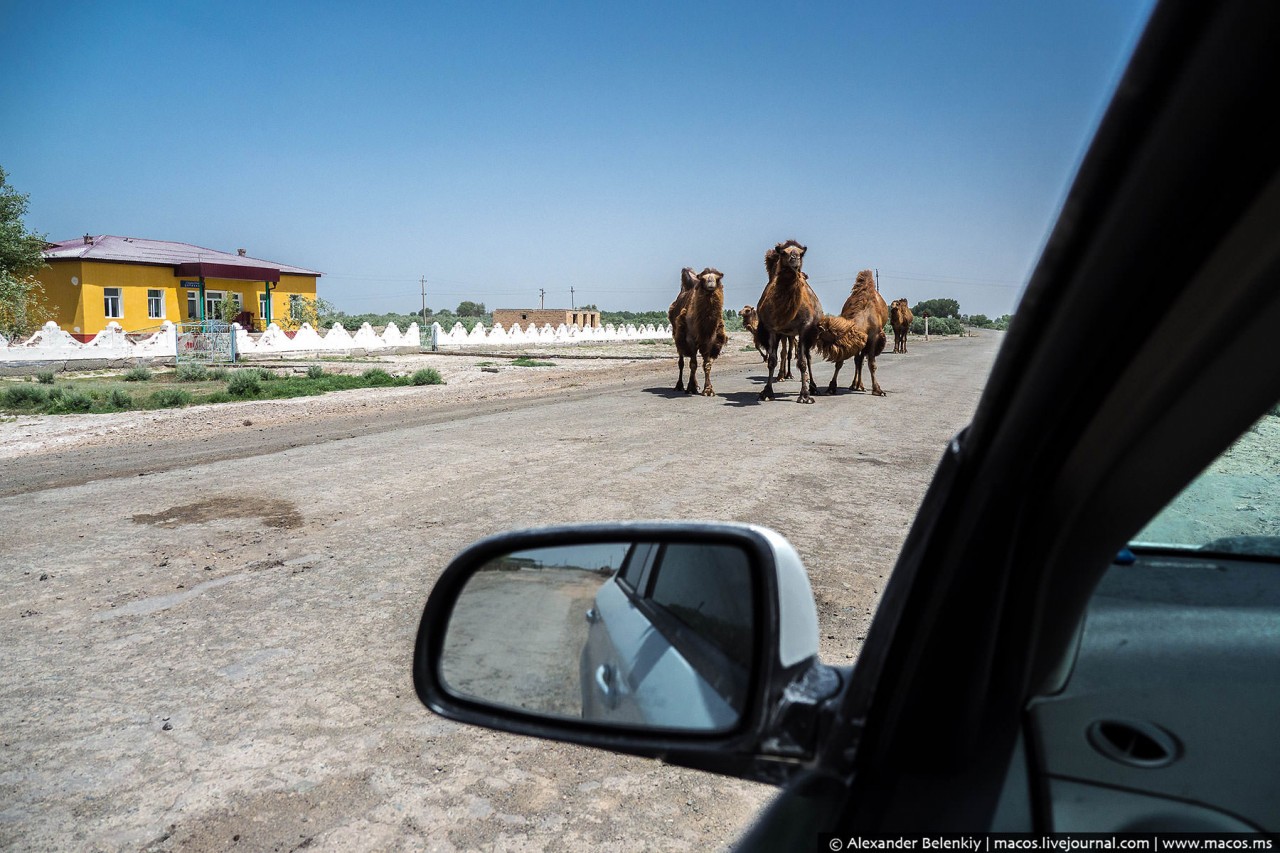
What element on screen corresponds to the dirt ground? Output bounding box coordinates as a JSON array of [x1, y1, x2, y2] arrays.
[[0, 331, 1002, 851]]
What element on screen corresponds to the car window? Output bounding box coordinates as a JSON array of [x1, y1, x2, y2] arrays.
[[647, 543, 754, 671], [1131, 404, 1280, 558], [619, 542, 658, 591]]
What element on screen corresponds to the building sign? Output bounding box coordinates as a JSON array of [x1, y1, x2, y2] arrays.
[[180, 279, 202, 289]]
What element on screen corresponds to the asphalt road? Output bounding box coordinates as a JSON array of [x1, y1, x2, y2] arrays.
[[0, 332, 1003, 851]]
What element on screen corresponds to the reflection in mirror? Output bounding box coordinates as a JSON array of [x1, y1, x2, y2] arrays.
[[439, 541, 755, 732]]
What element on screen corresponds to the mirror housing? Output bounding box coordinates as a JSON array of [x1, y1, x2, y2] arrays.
[[412, 521, 842, 784]]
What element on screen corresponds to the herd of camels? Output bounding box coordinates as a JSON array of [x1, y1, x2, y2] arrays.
[[668, 240, 913, 403]]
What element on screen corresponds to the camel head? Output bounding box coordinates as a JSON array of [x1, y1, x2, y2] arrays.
[[775, 240, 807, 274], [697, 268, 724, 292], [740, 305, 757, 322], [680, 267, 698, 291]]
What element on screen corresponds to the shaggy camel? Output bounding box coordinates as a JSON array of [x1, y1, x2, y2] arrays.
[[668, 267, 698, 390], [756, 240, 823, 403], [680, 268, 729, 396], [890, 298, 913, 353], [816, 269, 888, 396]]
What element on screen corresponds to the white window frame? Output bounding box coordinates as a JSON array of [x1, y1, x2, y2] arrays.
[[187, 290, 199, 319], [205, 290, 226, 320], [147, 289, 165, 320], [103, 287, 122, 319], [259, 292, 270, 321]]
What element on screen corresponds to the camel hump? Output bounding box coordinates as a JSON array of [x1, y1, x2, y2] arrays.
[[764, 248, 778, 278], [815, 315, 869, 362]]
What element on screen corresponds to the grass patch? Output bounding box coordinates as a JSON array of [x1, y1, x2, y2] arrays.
[[511, 357, 555, 367], [35, 370, 56, 384], [741, 345, 759, 352], [149, 389, 193, 409], [123, 367, 153, 382], [0, 362, 443, 415], [411, 368, 444, 386]]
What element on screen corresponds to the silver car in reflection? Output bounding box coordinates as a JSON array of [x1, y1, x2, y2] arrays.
[[579, 541, 754, 730]]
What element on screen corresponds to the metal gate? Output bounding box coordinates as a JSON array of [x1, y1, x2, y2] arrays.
[[175, 321, 237, 364]]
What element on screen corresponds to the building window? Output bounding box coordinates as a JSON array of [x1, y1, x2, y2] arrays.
[[259, 292, 270, 322], [186, 290, 199, 320], [147, 289, 165, 319], [104, 287, 122, 319]]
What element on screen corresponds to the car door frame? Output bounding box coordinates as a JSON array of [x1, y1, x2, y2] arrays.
[[746, 0, 1280, 838]]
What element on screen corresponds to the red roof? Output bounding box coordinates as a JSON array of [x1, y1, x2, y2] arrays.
[[43, 235, 321, 277]]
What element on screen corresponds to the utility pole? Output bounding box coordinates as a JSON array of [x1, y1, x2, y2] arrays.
[[874, 268, 880, 291], [539, 288, 546, 309], [570, 286, 575, 309], [419, 275, 427, 321]]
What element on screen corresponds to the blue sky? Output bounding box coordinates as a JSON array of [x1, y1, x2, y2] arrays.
[[1, 0, 1154, 318]]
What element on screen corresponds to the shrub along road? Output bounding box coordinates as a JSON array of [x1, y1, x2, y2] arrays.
[[0, 331, 1001, 851]]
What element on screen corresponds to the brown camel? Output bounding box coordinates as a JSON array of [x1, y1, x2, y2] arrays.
[[739, 305, 768, 362], [816, 269, 888, 396], [668, 267, 697, 390], [756, 240, 823, 403], [681, 268, 729, 396], [890, 298, 913, 353], [741, 304, 803, 378]]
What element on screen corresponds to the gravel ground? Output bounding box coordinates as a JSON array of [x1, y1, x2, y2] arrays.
[[0, 331, 1002, 851]]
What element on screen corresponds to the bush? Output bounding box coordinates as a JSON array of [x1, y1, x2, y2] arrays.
[[123, 367, 153, 382], [2, 384, 49, 407], [35, 370, 55, 384], [207, 367, 230, 381], [108, 389, 133, 409], [50, 390, 93, 413], [176, 364, 208, 382], [361, 368, 395, 386], [226, 371, 262, 396], [46, 386, 64, 401], [909, 316, 965, 336], [251, 367, 277, 382], [307, 365, 325, 379], [411, 368, 444, 386], [150, 388, 192, 408]]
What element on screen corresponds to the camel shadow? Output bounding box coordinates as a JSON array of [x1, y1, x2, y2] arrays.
[[642, 386, 692, 399], [720, 391, 763, 408]]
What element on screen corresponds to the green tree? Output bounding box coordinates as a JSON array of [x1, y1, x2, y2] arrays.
[[455, 300, 486, 317], [911, 298, 961, 319], [285, 295, 338, 329], [0, 166, 54, 340]]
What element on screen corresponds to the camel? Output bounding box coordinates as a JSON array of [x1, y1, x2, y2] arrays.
[[816, 269, 888, 396], [739, 305, 767, 361], [755, 240, 823, 403], [890, 298, 913, 353], [742, 303, 802, 379], [680, 268, 729, 396], [669, 267, 698, 390]]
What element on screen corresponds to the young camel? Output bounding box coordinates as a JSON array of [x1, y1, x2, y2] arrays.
[[742, 304, 800, 377], [669, 267, 698, 390], [681, 268, 729, 396], [890, 298, 913, 353], [817, 269, 888, 396], [756, 240, 823, 403]]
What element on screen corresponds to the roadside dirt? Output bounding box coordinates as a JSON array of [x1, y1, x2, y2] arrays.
[[0, 331, 1002, 851]]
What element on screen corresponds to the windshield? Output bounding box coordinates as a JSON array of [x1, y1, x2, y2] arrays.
[[1131, 404, 1280, 558]]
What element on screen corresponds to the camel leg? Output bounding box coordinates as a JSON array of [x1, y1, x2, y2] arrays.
[[827, 359, 843, 395], [796, 341, 814, 404], [759, 334, 778, 401], [851, 352, 866, 392], [775, 336, 790, 381], [675, 354, 685, 390], [804, 344, 819, 397], [701, 352, 715, 397], [686, 351, 699, 395], [869, 354, 885, 396]]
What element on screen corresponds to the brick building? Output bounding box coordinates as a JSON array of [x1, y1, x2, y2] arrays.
[[491, 308, 600, 329]]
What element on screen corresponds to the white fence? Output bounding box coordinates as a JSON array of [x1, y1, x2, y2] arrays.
[[1, 319, 673, 363]]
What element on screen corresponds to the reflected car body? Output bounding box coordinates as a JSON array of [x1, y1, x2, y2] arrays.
[[580, 542, 754, 731]]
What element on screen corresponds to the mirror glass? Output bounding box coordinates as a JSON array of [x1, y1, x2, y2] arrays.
[[439, 540, 756, 732]]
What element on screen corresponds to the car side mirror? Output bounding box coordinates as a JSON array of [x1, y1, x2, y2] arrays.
[[412, 522, 842, 784]]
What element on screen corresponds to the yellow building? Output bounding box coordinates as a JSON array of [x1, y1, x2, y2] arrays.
[[39, 235, 322, 340]]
